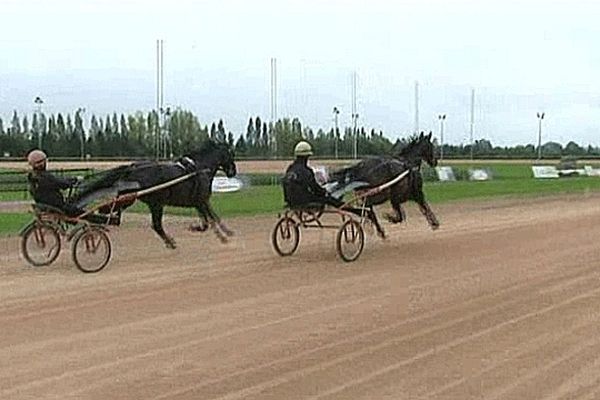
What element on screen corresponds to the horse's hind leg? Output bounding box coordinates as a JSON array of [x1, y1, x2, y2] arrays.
[[366, 206, 386, 239], [149, 203, 177, 249]]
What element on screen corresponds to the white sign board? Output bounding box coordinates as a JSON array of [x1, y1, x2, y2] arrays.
[[212, 177, 243, 192], [436, 166, 456, 181], [532, 166, 559, 179], [468, 169, 491, 181], [584, 165, 600, 177]]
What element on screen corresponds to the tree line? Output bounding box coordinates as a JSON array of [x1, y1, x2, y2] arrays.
[[0, 109, 598, 159]]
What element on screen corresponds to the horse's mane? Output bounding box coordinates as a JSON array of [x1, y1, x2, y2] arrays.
[[185, 139, 223, 160], [391, 134, 423, 158]]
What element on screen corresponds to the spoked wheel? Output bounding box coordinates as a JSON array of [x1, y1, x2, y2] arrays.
[[21, 222, 61, 267], [71, 227, 112, 273], [336, 219, 365, 262], [272, 216, 300, 256]]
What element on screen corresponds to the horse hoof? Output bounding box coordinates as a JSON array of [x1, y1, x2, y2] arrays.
[[166, 242, 177, 249], [386, 216, 401, 224], [189, 224, 207, 232], [431, 224, 440, 231]]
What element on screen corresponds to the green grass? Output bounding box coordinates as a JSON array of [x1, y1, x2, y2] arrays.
[[0, 213, 33, 235], [424, 177, 600, 203], [0, 191, 30, 201]]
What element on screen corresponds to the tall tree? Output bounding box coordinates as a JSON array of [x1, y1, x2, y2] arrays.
[[210, 122, 217, 140], [217, 119, 226, 142], [74, 111, 85, 158], [10, 111, 21, 136], [246, 117, 255, 148], [254, 116, 262, 149], [22, 116, 30, 139]]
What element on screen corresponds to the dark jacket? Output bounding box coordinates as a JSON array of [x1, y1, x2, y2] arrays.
[[282, 158, 328, 206], [28, 170, 77, 210]]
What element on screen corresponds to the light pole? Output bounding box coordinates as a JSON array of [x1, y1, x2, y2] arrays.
[[438, 114, 446, 164], [164, 107, 172, 158], [537, 112, 545, 160], [159, 106, 172, 159], [352, 112, 359, 159], [76, 108, 86, 160], [34, 96, 43, 149], [333, 107, 340, 159]]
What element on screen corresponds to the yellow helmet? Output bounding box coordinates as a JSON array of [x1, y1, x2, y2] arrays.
[[294, 141, 313, 157], [27, 149, 47, 167]]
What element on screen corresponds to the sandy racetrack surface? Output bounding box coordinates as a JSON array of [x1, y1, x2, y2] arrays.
[[2, 195, 600, 399]]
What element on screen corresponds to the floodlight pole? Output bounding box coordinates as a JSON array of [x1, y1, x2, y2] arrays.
[[537, 112, 545, 160], [333, 107, 340, 159], [438, 114, 446, 164], [34, 96, 44, 149]]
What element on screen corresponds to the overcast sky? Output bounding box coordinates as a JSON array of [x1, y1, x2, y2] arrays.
[[1, 0, 599, 146]]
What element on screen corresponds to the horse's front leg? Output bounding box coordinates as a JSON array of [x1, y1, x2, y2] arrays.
[[205, 201, 234, 237], [385, 186, 406, 224], [189, 205, 209, 232], [414, 193, 440, 230], [198, 201, 231, 243], [149, 203, 177, 249]]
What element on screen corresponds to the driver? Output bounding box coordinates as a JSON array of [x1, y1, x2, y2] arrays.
[[282, 141, 344, 209], [27, 149, 82, 216], [26, 149, 117, 224]]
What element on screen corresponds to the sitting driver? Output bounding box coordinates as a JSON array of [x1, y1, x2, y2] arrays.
[[283, 141, 344, 209], [27, 149, 117, 224]]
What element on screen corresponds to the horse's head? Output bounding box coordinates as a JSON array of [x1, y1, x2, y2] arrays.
[[214, 141, 237, 178], [187, 139, 237, 177], [419, 132, 438, 167], [393, 132, 438, 167]]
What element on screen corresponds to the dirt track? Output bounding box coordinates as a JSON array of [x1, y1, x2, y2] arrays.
[[2, 195, 600, 399]]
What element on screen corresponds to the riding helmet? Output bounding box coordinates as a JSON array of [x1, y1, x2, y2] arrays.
[[294, 141, 313, 157], [27, 149, 47, 168]]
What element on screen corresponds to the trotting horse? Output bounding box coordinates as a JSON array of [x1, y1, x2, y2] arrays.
[[328, 132, 440, 237], [74, 140, 237, 249]]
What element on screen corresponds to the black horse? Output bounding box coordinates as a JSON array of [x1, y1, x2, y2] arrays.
[[74, 140, 237, 249], [328, 132, 439, 237]]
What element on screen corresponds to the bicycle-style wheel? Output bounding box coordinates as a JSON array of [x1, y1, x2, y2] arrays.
[[71, 227, 112, 273], [272, 216, 300, 256], [336, 219, 365, 262], [21, 222, 61, 267]]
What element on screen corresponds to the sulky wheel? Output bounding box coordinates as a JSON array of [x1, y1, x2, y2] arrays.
[[336, 219, 365, 262], [21, 221, 62, 267], [297, 208, 323, 225], [272, 216, 300, 257], [71, 226, 112, 273]]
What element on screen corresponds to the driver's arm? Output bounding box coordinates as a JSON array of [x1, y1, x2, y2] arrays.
[[304, 168, 327, 197], [44, 172, 78, 190]]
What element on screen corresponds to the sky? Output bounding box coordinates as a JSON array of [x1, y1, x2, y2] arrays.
[[1, 0, 599, 146]]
